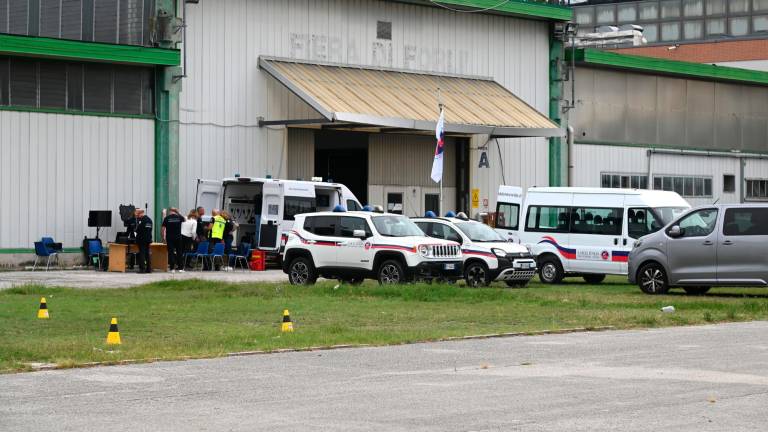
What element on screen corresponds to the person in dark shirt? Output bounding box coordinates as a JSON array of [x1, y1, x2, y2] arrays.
[[135, 208, 153, 273], [196, 206, 209, 243], [162, 207, 186, 272]]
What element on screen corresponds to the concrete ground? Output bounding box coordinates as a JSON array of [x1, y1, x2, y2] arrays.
[[2, 322, 768, 431], [0, 269, 287, 289]]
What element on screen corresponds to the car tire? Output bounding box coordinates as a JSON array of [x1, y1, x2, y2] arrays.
[[637, 263, 669, 295], [583, 274, 606, 284], [538, 257, 564, 284], [683, 286, 710, 295], [464, 262, 490, 288], [288, 257, 318, 285], [378, 260, 406, 285], [505, 281, 527, 288]]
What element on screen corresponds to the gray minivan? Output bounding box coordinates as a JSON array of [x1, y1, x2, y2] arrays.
[[628, 204, 768, 295]]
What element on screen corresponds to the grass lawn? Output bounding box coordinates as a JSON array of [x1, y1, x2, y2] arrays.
[[2, 277, 768, 372]]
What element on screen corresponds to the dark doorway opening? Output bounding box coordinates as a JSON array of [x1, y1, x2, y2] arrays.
[[315, 130, 369, 205], [455, 138, 470, 214]]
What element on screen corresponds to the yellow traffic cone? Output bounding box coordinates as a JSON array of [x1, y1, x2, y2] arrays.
[[37, 297, 49, 319], [281, 309, 294, 332], [106, 317, 121, 345]]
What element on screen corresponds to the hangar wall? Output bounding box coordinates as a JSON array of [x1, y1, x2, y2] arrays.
[[0, 111, 154, 249], [179, 0, 552, 214]]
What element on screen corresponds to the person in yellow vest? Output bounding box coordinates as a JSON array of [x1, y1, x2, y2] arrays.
[[206, 209, 227, 271]]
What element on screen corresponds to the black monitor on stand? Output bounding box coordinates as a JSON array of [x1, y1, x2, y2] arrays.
[[88, 210, 112, 240]]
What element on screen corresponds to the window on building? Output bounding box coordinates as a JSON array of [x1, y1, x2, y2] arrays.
[[723, 208, 768, 235], [575, 7, 594, 25], [643, 24, 659, 41], [526, 206, 570, 233], [386, 193, 403, 215], [424, 194, 439, 215], [654, 175, 712, 197], [662, 21, 682, 40], [40, 0, 62, 37], [683, 0, 704, 16], [602, 173, 649, 190], [684, 20, 704, 38], [746, 179, 768, 200], [0, 56, 154, 115], [639, 2, 660, 20], [706, 0, 726, 14], [61, 0, 83, 39], [496, 203, 520, 230], [9, 0, 29, 34], [756, 0, 768, 12], [596, 5, 616, 23], [284, 197, 316, 221], [661, 0, 682, 18], [570, 207, 624, 236], [729, 0, 751, 13], [376, 21, 392, 40], [707, 18, 726, 34], [617, 4, 637, 22], [723, 174, 736, 193], [754, 15, 768, 32], [729, 17, 750, 36]]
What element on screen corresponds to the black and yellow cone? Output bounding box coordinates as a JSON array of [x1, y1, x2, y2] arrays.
[[106, 317, 121, 345], [281, 309, 294, 333], [37, 297, 49, 319]]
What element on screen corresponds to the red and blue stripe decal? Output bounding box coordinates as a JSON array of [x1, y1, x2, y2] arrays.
[[538, 236, 576, 260], [370, 244, 416, 253], [462, 248, 495, 258], [611, 251, 629, 263]]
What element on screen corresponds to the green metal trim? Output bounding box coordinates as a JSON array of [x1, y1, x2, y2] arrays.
[[0, 34, 180, 66], [431, 0, 572, 21], [575, 139, 768, 156], [0, 248, 81, 254], [0, 105, 154, 120], [548, 37, 565, 187], [569, 48, 768, 86]]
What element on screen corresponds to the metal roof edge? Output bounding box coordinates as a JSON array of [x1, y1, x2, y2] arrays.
[[569, 48, 768, 86]]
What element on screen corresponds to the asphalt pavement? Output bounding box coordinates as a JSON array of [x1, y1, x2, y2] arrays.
[[3, 321, 768, 431]]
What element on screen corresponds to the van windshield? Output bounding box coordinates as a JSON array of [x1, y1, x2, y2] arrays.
[[372, 215, 424, 237], [653, 207, 689, 225], [455, 222, 505, 242]]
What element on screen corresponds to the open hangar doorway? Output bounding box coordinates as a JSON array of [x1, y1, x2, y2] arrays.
[[314, 130, 369, 205]]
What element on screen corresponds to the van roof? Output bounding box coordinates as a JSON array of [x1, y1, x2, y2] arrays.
[[221, 177, 343, 187], [529, 187, 654, 195]]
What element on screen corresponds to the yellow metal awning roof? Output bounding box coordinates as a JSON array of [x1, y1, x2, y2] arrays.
[[259, 57, 562, 138]]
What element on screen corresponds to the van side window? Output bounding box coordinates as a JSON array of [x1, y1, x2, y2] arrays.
[[496, 203, 519, 230], [339, 216, 371, 237], [674, 209, 718, 238], [284, 197, 316, 221], [570, 207, 623, 236], [628, 208, 663, 239], [723, 208, 768, 236], [526, 206, 570, 233], [306, 216, 337, 236], [346, 200, 361, 211]]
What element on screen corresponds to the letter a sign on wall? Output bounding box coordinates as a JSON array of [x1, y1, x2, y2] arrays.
[[478, 151, 490, 168]]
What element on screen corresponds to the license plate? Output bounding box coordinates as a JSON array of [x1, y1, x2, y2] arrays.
[[444, 263, 455, 270], [517, 262, 533, 269]]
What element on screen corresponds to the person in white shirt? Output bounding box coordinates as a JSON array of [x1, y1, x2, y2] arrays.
[[180, 210, 198, 271]]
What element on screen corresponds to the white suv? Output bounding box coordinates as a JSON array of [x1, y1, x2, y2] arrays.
[[283, 211, 463, 285], [413, 214, 537, 287]]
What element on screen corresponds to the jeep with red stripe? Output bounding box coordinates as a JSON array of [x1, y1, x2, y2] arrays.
[[283, 210, 462, 285]]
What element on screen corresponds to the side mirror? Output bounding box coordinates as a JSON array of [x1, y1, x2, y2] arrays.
[[668, 225, 682, 238], [353, 229, 367, 239]]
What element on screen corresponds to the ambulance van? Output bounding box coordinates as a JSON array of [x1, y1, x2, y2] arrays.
[[494, 186, 689, 284]]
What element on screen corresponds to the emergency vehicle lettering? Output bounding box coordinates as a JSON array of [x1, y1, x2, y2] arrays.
[[538, 236, 576, 259]]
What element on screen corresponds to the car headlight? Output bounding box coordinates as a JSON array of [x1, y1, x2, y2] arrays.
[[491, 248, 506, 258], [418, 244, 430, 257]]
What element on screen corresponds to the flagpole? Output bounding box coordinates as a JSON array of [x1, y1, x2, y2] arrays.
[[438, 87, 443, 216]]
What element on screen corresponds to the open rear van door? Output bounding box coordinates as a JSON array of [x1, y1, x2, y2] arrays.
[[195, 179, 223, 212], [495, 186, 523, 242], [259, 181, 284, 251]]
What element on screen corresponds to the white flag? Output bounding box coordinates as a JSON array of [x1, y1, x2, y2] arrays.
[[430, 108, 445, 183]]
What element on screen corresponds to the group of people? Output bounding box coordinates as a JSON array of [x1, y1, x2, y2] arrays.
[[130, 206, 239, 273]]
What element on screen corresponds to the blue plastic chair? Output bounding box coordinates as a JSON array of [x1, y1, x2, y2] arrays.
[[41, 237, 63, 254], [185, 241, 209, 271], [87, 240, 107, 270], [33, 241, 59, 271], [230, 242, 252, 271], [208, 243, 226, 269]]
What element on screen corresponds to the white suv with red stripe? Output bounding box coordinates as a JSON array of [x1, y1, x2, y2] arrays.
[[282, 211, 463, 285], [413, 214, 537, 287]]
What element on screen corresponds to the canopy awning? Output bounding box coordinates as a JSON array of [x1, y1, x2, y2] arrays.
[[259, 57, 562, 138]]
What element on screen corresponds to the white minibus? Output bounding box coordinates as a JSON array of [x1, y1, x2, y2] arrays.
[[195, 177, 362, 253], [494, 186, 690, 283]]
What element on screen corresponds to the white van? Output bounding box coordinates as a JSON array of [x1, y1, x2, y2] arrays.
[[195, 177, 362, 253], [494, 186, 690, 283]]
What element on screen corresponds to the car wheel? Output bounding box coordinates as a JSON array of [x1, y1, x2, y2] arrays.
[[583, 274, 606, 284], [637, 263, 669, 295], [378, 260, 405, 285], [288, 257, 317, 285], [505, 281, 527, 288], [538, 257, 564, 284], [464, 262, 490, 288], [683, 286, 710, 295]]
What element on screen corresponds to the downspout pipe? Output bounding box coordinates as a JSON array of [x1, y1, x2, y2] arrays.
[[566, 125, 574, 186]]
